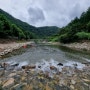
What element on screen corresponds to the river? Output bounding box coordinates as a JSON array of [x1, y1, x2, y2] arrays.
[[0, 44, 90, 67]]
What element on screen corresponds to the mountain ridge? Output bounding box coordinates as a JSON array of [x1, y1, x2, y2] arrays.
[[0, 9, 59, 38]]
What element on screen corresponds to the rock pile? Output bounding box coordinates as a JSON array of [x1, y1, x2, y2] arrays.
[[0, 61, 90, 90]]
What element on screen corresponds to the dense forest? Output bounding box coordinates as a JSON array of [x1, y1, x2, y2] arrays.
[[58, 7, 90, 43], [0, 14, 35, 40], [0, 9, 36, 40], [37, 26, 59, 38], [0, 9, 59, 39]]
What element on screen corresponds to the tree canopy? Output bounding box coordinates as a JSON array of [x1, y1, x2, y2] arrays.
[[59, 7, 90, 43]]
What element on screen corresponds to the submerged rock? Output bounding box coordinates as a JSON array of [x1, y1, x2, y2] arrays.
[[57, 63, 63, 66], [22, 65, 36, 70], [50, 66, 57, 71]]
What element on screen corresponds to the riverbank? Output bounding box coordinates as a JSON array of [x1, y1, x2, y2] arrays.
[[0, 60, 90, 90], [62, 41, 90, 52], [0, 41, 34, 57]]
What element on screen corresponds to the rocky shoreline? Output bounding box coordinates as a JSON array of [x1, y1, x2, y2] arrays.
[[63, 42, 90, 52], [0, 61, 90, 90], [0, 41, 34, 58]]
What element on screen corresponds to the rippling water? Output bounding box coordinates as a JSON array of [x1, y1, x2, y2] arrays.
[[0, 45, 90, 67]]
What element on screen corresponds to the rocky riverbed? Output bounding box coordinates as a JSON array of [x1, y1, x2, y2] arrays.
[[0, 60, 90, 90]]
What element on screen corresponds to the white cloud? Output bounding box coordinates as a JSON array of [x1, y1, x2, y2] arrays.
[[0, 0, 90, 27]]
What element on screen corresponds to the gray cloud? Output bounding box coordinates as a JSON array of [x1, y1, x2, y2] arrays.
[[69, 3, 82, 19], [0, 0, 90, 27], [28, 7, 45, 24]]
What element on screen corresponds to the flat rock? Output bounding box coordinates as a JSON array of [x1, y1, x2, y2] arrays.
[[71, 80, 76, 84], [83, 79, 90, 82], [3, 78, 14, 88], [9, 73, 16, 77], [70, 85, 74, 89]]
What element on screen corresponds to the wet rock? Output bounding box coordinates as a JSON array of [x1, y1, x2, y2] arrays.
[[57, 63, 63, 66], [1, 62, 9, 70], [45, 84, 52, 90], [83, 79, 90, 83], [21, 76, 26, 82], [10, 83, 26, 90], [22, 65, 36, 70], [11, 63, 19, 67], [75, 82, 90, 90], [73, 63, 78, 67], [38, 66, 41, 68], [82, 62, 90, 66], [22, 85, 33, 90], [8, 73, 16, 77], [50, 66, 57, 71], [14, 75, 21, 83], [62, 66, 75, 76], [0, 69, 4, 77], [44, 71, 50, 78], [10, 84, 20, 90], [71, 80, 76, 84], [3, 78, 14, 88], [6, 65, 15, 70], [70, 85, 74, 89], [59, 79, 65, 85], [0, 63, 3, 68], [0, 81, 2, 85], [60, 85, 71, 90]]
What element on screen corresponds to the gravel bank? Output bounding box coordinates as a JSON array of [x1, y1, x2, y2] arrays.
[[62, 42, 90, 51], [0, 41, 34, 57]]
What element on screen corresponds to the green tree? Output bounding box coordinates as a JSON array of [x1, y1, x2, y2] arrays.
[[87, 21, 90, 32]]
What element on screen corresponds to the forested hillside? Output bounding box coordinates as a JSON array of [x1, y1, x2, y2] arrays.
[[0, 14, 35, 39], [59, 7, 90, 43], [37, 26, 59, 38], [0, 9, 37, 35], [0, 9, 59, 39]]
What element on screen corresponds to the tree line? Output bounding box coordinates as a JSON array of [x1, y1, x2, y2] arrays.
[[0, 14, 35, 40], [59, 7, 90, 43]]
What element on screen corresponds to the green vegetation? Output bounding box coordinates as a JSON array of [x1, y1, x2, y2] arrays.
[[58, 7, 90, 43], [37, 26, 59, 38], [0, 9, 59, 39], [0, 14, 35, 40], [0, 9, 37, 38]]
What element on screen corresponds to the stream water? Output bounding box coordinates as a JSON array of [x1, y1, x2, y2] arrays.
[[0, 44, 90, 68]]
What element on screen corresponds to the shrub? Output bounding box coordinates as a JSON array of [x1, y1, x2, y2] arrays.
[[76, 32, 90, 40], [59, 34, 70, 43]]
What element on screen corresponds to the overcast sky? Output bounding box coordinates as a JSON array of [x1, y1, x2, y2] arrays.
[[0, 0, 90, 27]]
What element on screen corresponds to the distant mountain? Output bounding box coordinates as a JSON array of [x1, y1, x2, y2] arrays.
[[37, 26, 59, 38], [0, 9, 59, 38], [0, 9, 37, 33]]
